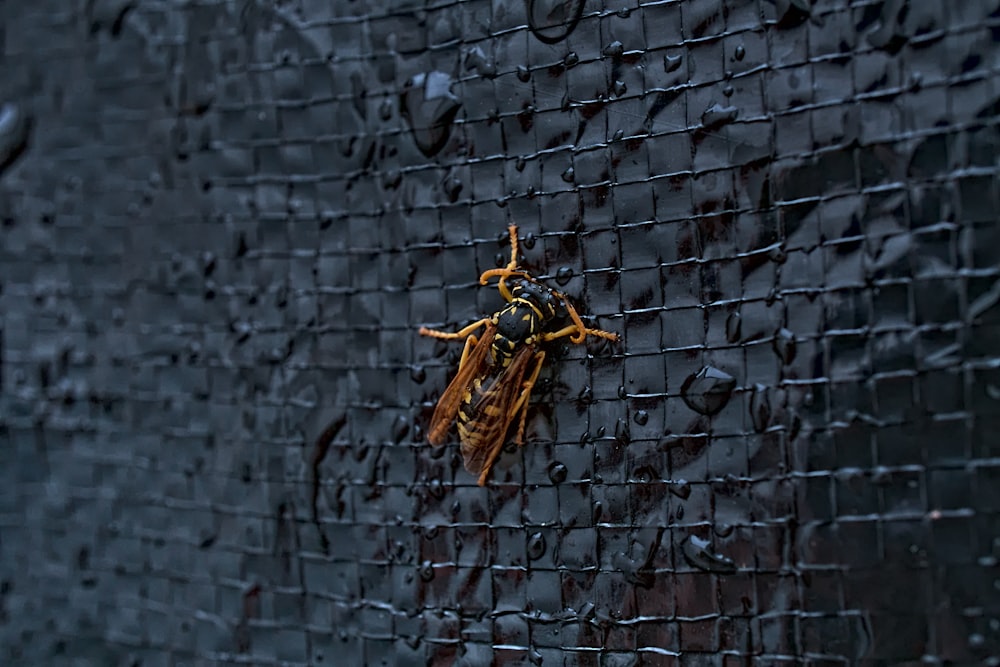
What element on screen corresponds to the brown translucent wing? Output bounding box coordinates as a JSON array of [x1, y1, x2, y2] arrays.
[[427, 324, 497, 446], [458, 344, 536, 483]]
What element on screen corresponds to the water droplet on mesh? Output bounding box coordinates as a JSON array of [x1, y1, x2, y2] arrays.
[[548, 462, 568, 484], [578, 386, 593, 404], [400, 72, 462, 157], [603, 40, 624, 58], [612, 129, 624, 141], [555, 266, 573, 285], [723, 85, 734, 97], [725, 311, 742, 343], [714, 523, 735, 538], [617, 7, 631, 18], [443, 176, 463, 202], [495, 252, 507, 267], [592, 501, 604, 522], [664, 54, 683, 73], [681, 366, 736, 415], [668, 479, 691, 499], [517, 65, 531, 82], [429, 477, 445, 499], [674, 504, 685, 520], [682, 535, 736, 574], [614, 417, 630, 446], [734, 45, 746, 61], [618, 385, 628, 400], [749, 384, 771, 432], [378, 99, 393, 120], [968, 633, 986, 649], [612, 80, 627, 97], [701, 103, 739, 129], [464, 46, 497, 79], [526, 0, 585, 44], [405, 635, 422, 650], [768, 244, 787, 264], [634, 410, 649, 425], [418, 560, 435, 582], [561, 166, 575, 183], [515, 156, 527, 172], [563, 51, 580, 68], [773, 328, 797, 365], [392, 416, 410, 444], [527, 532, 547, 560]]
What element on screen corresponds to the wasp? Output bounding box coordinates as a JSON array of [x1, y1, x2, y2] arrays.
[[419, 224, 619, 486]]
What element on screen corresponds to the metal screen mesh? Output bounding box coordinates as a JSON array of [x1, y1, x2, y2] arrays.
[[2, 0, 999, 664]]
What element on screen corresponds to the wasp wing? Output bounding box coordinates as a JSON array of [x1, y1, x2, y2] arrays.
[[427, 324, 497, 446], [458, 344, 537, 483]]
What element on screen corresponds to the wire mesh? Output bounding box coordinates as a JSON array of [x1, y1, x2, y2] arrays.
[[1, 0, 999, 664]]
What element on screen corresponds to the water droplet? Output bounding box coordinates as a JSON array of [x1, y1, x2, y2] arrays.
[[749, 384, 771, 432], [969, 633, 986, 649], [400, 72, 462, 157], [464, 45, 497, 79], [682, 535, 736, 574], [617, 385, 628, 400], [578, 385, 593, 404], [775, 0, 812, 28], [674, 504, 685, 520], [612, 129, 624, 142], [612, 80, 627, 97], [633, 465, 656, 483], [527, 532, 547, 560], [429, 477, 445, 499], [592, 501, 604, 522], [668, 479, 691, 499], [773, 328, 797, 365], [526, 0, 585, 44], [405, 635, 422, 650], [734, 45, 746, 61], [548, 462, 568, 484], [664, 54, 683, 73], [555, 266, 573, 285], [714, 523, 735, 538], [596, 425, 606, 438], [634, 410, 649, 425], [723, 85, 734, 97], [517, 65, 531, 82], [423, 524, 439, 540], [561, 166, 575, 183], [768, 244, 787, 264], [418, 560, 435, 582], [603, 40, 624, 58], [443, 176, 463, 202], [563, 51, 580, 68], [681, 366, 737, 415], [0, 103, 31, 175], [515, 156, 527, 172], [392, 416, 410, 444], [725, 312, 742, 342], [701, 103, 739, 129], [378, 99, 393, 120], [617, 7, 631, 18], [614, 417, 630, 446]]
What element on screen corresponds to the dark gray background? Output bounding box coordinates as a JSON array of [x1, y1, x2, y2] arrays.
[[2, 0, 999, 664]]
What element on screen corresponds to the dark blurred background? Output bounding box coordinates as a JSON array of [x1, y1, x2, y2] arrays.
[[2, 0, 999, 664]]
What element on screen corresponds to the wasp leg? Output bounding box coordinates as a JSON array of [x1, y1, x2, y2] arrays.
[[511, 350, 546, 445], [541, 323, 619, 344], [419, 318, 490, 341], [478, 224, 526, 290]]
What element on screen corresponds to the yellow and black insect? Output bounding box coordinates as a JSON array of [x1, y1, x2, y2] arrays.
[[419, 224, 619, 486]]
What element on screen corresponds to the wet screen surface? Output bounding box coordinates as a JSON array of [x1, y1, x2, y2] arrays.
[[1, 0, 999, 664]]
